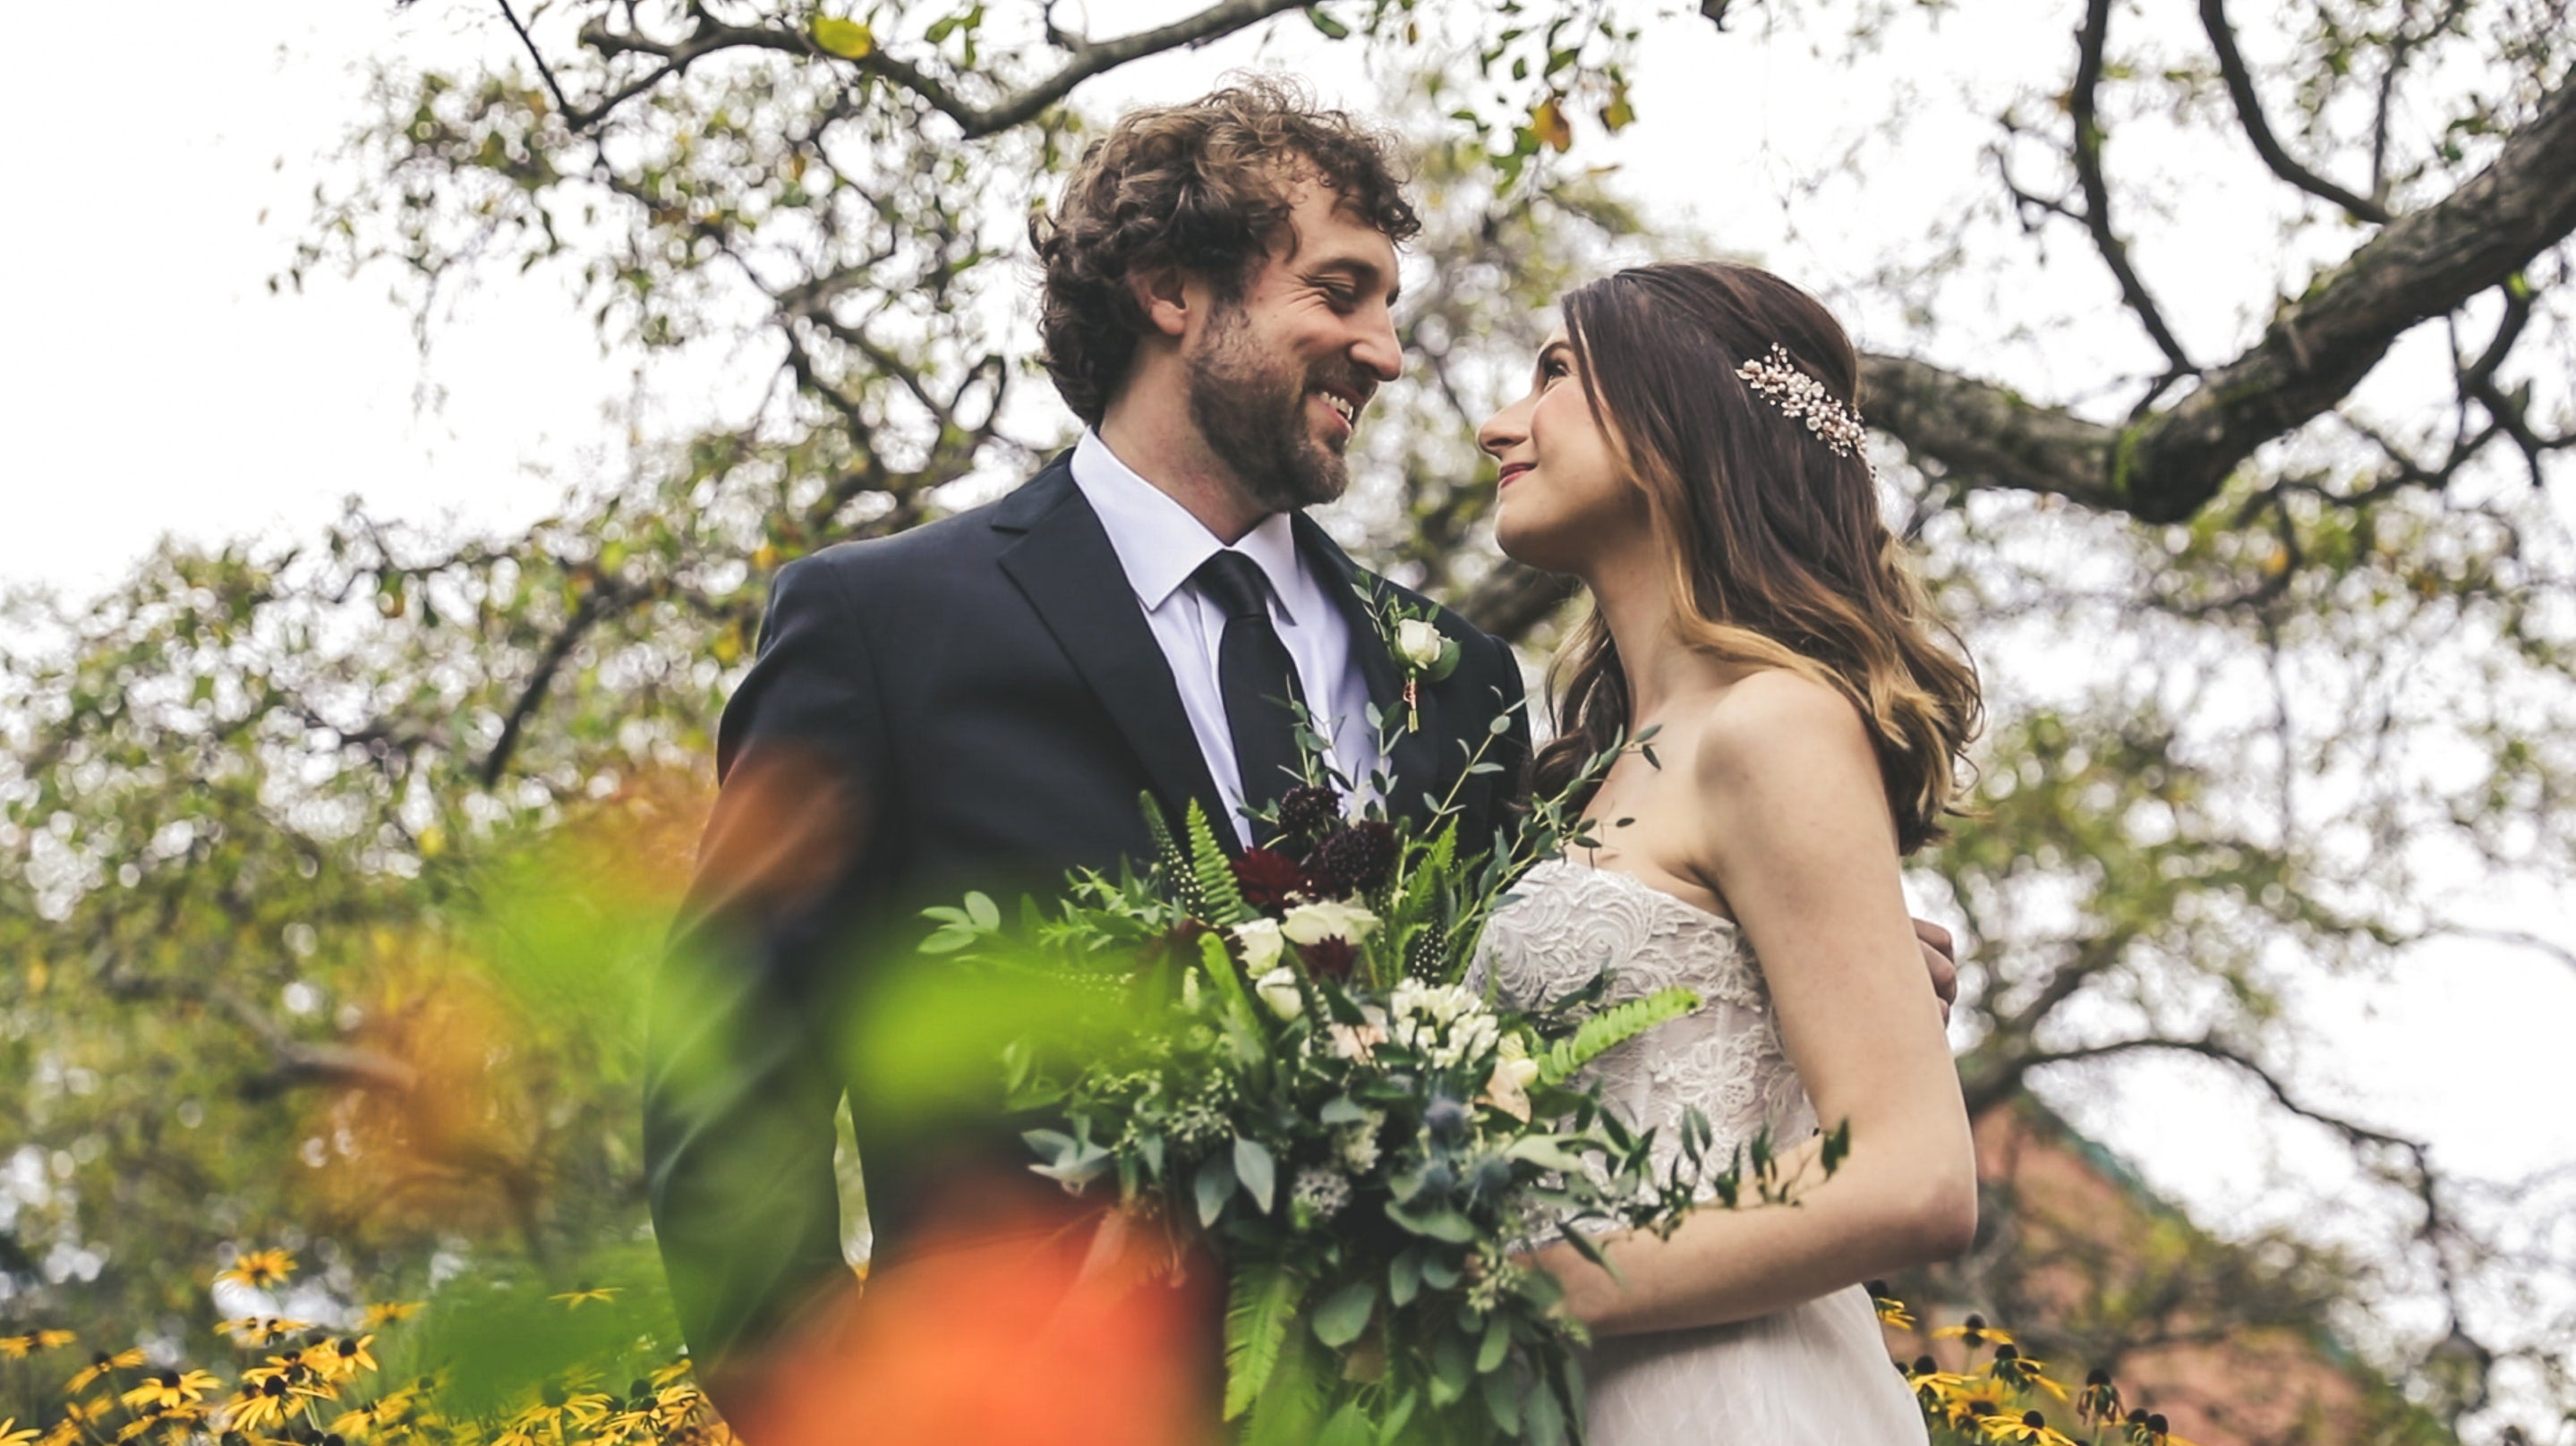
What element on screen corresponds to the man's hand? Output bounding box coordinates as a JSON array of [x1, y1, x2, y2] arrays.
[[1913, 917, 1959, 1025]]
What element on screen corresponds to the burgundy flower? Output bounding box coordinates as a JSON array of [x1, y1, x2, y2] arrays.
[[1230, 847, 1306, 911], [1277, 783, 1342, 842], [1299, 937, 1359, 982], [1305, 821, 1397, 896]]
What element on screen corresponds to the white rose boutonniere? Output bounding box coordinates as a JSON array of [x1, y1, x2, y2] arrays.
[[1355, 582, 1463, 733], [1394, 618, 1446, 670]]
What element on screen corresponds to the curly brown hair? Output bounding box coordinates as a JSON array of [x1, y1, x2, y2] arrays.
[[1029, 76, 1422, 426]]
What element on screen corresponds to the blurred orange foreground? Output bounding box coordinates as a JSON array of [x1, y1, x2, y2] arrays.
[[734, 1181, 1218, 1446]]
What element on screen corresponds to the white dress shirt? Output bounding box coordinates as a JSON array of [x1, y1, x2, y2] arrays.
[[1070, 430, 1382, 843]]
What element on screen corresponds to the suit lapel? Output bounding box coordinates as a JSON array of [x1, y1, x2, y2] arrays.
[[1294, 515, 1443, 826], [994, 463, 1235, 848]]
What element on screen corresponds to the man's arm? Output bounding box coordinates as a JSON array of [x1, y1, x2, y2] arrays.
[[645, 555, 888, 1412]]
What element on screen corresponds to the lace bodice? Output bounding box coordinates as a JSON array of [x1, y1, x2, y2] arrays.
[[1468, 857, 1816, 1197], [1469, 859, 1931, 1444]]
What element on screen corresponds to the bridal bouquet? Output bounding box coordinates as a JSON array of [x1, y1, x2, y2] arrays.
[[918, 728, 1836, 1445]]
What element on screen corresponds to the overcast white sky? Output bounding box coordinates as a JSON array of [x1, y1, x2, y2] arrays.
[[4, 0, 2572, 1422]]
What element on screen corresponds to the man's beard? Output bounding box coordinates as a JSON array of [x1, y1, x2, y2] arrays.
[[1183, 302, 1351, 515]]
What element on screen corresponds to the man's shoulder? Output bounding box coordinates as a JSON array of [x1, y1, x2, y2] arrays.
[[787, 463, 1078, 596]]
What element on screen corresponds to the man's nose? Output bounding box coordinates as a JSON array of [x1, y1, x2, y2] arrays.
[[1351, 308, 1402, 383]]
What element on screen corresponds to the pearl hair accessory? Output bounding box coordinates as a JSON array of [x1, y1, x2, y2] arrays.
[[1734, 343, 1872, 474]]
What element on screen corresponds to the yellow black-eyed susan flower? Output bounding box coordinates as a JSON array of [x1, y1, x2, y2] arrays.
[[119, 1369, 219, 1412], [1864, 1280, 1916, 1330], [332, 1381, 425, 1441], [548, 1285, 620, 1309], [1933, 1313, 2016, 1351], [0, 1330, 75, 1359], [562, 1391, 617, 1428], [2122, 1408, 2199, 1445], [1904, 1355, 1981, 1410], [217, 1249, 296, 1290], [359, 1302, 422, 1331], [2, 1416, 40, 1446], [2076, 1367, 2123, 1424], [1980, 1408, 2078, 1444], [218, 1316, 314, 1348], [490, 1407, 550, 1446], [1987, 1343, 2071, 1402], [220, 1377, 294, 1435], [328, 1401, 382, 1440], [37, 1398, 107, 1446], [314, 1337, 377, 1383], [649, 1360, 695, 1389], [65, 1348, 147, 1394]]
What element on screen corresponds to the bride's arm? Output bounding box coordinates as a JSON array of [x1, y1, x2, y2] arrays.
[[1534, 669, 1979, 1338]]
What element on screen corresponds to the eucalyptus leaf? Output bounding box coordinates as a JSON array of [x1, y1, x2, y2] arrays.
[[1197, 1153, 1238, 1228], [1234, 1136, 1278, 1215], [1310, 1278, 1378, 1348]]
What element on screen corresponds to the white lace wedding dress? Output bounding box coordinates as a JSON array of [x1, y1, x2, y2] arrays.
[[1468, 857, 1926, 1445]]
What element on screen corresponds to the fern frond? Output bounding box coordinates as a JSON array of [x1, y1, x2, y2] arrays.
[[1224, 1261, 1304, 1421], [1186, 801, 1252, 927], [1244, 1327, 1329, 1445], [1142, 791, 1190, 884], [1537, 985, 1701, 1085]]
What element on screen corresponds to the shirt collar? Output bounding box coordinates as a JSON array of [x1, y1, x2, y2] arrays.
[[1070, 430, 1304, 622]]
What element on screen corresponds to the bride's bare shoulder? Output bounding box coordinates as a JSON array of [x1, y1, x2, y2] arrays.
[[1687, 668, 1878, 792]]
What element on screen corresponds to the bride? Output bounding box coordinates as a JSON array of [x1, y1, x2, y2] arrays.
[[1469, 259, 1984, 1444]]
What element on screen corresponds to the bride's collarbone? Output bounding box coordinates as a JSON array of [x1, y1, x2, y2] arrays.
[[1557, 831, 1735, 923]]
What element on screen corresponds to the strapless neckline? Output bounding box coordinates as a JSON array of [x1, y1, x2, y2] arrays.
[[1520, 856, 1741, 934]]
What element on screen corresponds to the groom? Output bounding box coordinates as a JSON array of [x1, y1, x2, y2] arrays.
[[645, 78, 1958, 1414], [644, 79, 1528, 1412]]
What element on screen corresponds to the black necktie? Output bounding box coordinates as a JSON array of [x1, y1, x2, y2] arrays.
[[1192, 550, 1310, 820]]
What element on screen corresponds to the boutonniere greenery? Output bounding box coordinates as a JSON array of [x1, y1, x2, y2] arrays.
[[1352, 579, 1459, 733]]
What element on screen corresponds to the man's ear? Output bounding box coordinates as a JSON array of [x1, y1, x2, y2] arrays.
[[1129, 265, 1192, 340]]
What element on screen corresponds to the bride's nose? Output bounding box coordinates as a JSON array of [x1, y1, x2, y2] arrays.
[[1477, 401, 1527, 460]]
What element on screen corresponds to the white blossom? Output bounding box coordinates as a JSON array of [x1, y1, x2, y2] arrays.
[[1282, 898, 1381, 946], [1233, 917, 1285, 972], [1480, 1033, 1541, 1121], [1292, 1166, 1352, 1221], [1386, 981, 1500, 1068], [1255, 966, 1304, 1020], [1394, 617, 1446, 669]]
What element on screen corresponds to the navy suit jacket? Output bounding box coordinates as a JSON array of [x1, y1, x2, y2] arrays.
[[643, 455, 1531, 1374]]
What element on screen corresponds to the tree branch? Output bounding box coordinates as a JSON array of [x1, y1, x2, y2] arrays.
[[1458, 561, 1579, 644], [1870, 76, 2576, 521], [1968, 1030, 2431, 1172], [2070, 0, 2196, 375], [496, 0, 578, 121], [2129, 78, 2576, 519], [99, 970, 421, 1096], [479, 582, 610, 787], [1857, 353, 2127, 509], [576, 0, 1314, 139], [2198, 0, 2393, 224]]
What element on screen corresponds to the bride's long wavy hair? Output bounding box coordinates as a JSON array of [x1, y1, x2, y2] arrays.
[[1526, 260, 1981, 854]]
